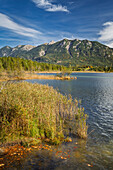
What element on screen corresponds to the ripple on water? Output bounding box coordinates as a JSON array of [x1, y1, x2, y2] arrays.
[[24, 73, 113, 169]]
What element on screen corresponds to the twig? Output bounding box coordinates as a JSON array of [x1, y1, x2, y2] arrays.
[[88, 129, 95, 136]]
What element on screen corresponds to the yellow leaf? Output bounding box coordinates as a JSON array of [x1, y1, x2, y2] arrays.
[[0, 164, 4, 167], [87, 164, 93, 167]]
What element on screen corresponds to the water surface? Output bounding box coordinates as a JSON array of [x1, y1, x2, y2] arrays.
[[22, 73, 113, 169]]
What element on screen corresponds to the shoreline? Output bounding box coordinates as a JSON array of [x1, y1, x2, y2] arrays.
[[0, 70, 112, 82], [36, 70, 106, 73], [0, 72, 77, 82], [0, 81, 87, 168]]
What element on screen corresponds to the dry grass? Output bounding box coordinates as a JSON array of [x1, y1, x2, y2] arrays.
[[0, 81, 87, 145], [0, 72, 77, 81]]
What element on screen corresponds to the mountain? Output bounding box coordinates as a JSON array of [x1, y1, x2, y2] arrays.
[[0, 39, 113, 67], [0, 45, 36, 57]]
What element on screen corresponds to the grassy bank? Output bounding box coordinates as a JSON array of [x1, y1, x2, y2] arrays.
[[0, 82, 87, 145], [0, 71, 77, 81]]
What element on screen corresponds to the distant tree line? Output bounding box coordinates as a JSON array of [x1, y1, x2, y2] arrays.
[[0, 56, 68, 72], [0, 56, 113, 73], [71, 65, 113, 72]]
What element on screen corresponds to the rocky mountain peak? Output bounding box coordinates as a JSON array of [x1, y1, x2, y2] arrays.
[[16, 45, 23, 48], [48, 40, 55, 45], [21, 45, 36, 51], [5, 46, 11, 49]]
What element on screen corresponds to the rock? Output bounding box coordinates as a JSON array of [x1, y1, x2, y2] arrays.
[[48, 40, 55, 45]]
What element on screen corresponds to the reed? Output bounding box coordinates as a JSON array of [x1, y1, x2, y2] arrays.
[[0, 81, 87, 145]]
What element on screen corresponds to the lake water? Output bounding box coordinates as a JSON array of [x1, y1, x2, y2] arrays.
[[22, 73, 113, 169]]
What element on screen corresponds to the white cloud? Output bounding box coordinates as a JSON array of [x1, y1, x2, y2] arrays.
[[98, 21, 113, 42], [105, 41, 113, 48], [0, 13, 42, 38], [32, 0, 69, 12], [98, 21, 113, 47], [0, 13, 77, 47]]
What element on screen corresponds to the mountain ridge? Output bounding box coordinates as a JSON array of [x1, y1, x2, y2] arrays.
[[0, 38, 113, 67]]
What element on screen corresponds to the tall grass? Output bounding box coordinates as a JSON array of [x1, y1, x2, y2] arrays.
[[0, 82, 88, 144]]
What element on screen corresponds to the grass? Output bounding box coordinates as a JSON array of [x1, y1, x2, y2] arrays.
[[0, 71, 77, 81], [0, 81, 88, 145], [56, 71, 77, 80]]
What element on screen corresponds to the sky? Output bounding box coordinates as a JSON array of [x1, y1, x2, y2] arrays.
[[0, 0, 113, 48]]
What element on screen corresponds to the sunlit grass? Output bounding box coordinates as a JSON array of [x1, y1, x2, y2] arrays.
[[0, 81, 88, 145]]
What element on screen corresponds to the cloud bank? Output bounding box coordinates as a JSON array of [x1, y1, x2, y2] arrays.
[[32, 0, 69, 12], [98, 21, 113, 47], [0, 13, 42, 38]]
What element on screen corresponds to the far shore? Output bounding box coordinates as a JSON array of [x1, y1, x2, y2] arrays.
[[24, 70, 107, 74], [0, 71, 77, 82], [0, 70, 112, 82], [36, 70, 106, 73]]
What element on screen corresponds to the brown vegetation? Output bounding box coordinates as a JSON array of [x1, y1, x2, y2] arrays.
[[0, 71, 77, 81], [0, 81, 87, 146]]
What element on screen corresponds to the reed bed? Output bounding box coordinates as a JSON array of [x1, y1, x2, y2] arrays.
[[0, 71, 77, 81], [0, 82, 87, 145]]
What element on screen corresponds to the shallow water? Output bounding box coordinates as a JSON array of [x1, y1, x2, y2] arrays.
[[7, 73, 113, 169], [32, 73, 113, 142]]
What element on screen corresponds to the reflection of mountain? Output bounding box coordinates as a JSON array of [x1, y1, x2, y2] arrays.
[[0, 39, 113, 67]]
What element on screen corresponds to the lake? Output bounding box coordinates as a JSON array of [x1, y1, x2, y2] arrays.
[[22, 72, 113, 169]]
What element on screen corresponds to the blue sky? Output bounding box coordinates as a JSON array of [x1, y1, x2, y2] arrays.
[[0, 0, 113, 48]]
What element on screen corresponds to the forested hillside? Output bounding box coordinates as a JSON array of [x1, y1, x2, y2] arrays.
[[0, 56, 113, 73], [0, 39, 113, 67], [0, 56, 67, 72]]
